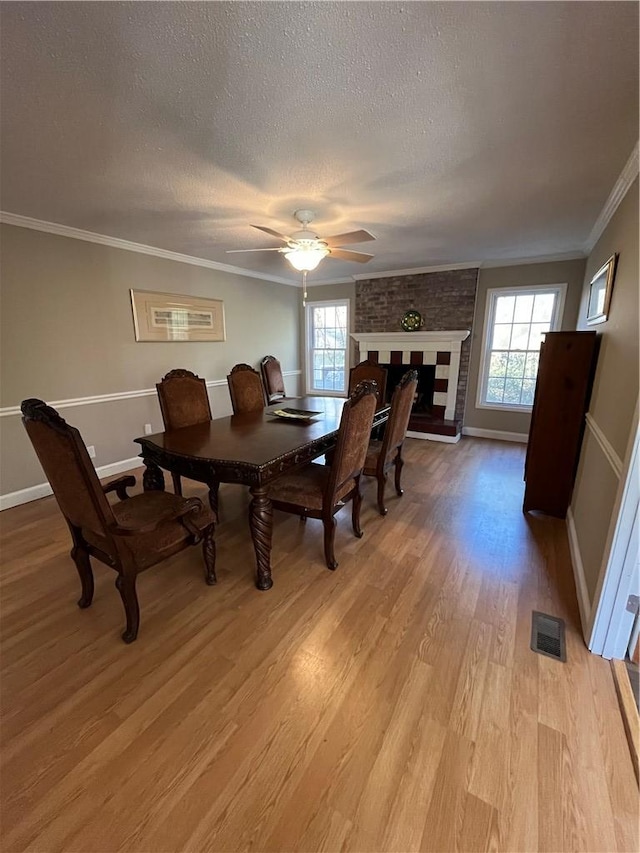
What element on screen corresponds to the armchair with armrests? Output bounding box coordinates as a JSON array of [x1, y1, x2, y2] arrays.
[[227, 363, 266, 414], [362, 369, 418, 515], [267, 381, 378, 570], [21, 398, 216, 643], [156, 368, 212, 496], [260, 355, 287, 404]]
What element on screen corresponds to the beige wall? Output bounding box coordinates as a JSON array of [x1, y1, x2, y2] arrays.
[[464, 258, 586, 433], [571, 177, 639, 608], [0, 224, 302, 495]]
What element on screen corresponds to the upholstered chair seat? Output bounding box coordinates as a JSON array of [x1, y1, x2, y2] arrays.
[[21, 398, 217, 644], [83, 491, 214, 570], [268, 381, 378, 570], [267, 463, 354, 511]]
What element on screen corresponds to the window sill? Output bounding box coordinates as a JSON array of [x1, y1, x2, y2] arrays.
[[476, 401, 533, 414], [306, 390, 348, 398]]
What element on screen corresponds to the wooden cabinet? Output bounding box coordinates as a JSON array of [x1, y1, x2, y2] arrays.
[[523, 331, 598, 518]]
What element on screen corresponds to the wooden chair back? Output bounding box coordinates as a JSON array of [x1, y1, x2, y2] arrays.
[[21, 399, 115, 536], [326, 381, 378, 499], [261, 355, 286, 404], [380, 370, 418, 465], [348, 359, 387, 404], [227, 364, 266, 414], [156, 369, 212, 431]]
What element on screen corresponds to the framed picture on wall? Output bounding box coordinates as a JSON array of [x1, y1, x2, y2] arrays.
[[586, 254, 617, 325], [130, 289, 226, 342]]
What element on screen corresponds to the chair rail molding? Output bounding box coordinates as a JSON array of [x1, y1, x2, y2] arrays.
[[585, 412, 623, 479], [0, 371, 303, 418], [0, 456, 145, 511]]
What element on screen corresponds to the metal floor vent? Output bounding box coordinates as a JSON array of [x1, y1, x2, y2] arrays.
[[531, 611, 566, 662]]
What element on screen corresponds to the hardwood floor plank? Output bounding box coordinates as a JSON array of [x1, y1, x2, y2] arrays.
[[1, 437, 637, 852], [419, 728, 474, 852]]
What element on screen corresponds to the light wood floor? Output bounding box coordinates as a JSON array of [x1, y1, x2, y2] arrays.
[[1, 438, 637, 852]]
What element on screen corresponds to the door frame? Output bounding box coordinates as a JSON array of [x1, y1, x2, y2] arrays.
[[588, 414, 640, 658]]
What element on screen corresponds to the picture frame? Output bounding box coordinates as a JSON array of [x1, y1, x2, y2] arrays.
[[586, 254, 617, 325], [130, 289, 226, 342]]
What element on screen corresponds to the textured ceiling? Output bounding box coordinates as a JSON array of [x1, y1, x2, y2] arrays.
[[1, 2, 638, 285]]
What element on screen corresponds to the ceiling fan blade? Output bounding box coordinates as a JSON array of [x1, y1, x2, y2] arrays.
[[328, 248, 375, 263], [324, 229, 376, 248], [226, 247, 283, 253], [251, 225, 291, 243]]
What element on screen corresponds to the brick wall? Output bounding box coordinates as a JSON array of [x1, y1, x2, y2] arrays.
[[355, 269, 479, 421]]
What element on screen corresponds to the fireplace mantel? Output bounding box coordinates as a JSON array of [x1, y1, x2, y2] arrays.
[[350, 330, 471, 439], [350, 331, 470, 347]]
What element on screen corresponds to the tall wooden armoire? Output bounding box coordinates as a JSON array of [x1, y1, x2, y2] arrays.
[[523, 331, 598, 518]]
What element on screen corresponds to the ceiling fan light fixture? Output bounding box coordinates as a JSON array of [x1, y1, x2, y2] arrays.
[[285, 245, 329, 272]]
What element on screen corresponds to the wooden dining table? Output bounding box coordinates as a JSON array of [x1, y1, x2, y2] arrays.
[[134, 396, 390, 590]]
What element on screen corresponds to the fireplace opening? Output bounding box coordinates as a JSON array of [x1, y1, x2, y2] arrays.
[[382, 363, 435, 412]]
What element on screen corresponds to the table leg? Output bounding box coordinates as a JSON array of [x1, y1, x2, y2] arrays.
[[207, 480, 220, 523], [143, 459, 165, 491], [249, 485, 273, 590]]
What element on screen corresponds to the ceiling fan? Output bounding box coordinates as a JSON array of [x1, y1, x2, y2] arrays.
[[227, 209, 375, 272]]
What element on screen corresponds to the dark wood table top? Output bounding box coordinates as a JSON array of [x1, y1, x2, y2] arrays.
[[135, 396, 390, 488]]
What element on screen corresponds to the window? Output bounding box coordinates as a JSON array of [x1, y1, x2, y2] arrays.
[[305, 300, 349, 395], [478, 284, 566, 411]]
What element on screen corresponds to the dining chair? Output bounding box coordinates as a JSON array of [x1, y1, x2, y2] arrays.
[[267, 380, 378, 570], [227, 363, 266, 414], [21, 398, 216, 644], [156, 368, 212, 495], [348, 359, 388, 405], [362, 369, 418, 515], [260, 355, 287, 404]]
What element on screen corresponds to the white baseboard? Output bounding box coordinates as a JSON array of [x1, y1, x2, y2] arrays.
[[462, 427, 528, 443], [0, 456, 144, 511], [566, 507, 592, 634], [406, 430, 461, 444]]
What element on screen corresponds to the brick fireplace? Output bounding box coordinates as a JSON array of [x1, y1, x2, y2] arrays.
[[353, 266, 478, 442], [350, 331, 470, 442]]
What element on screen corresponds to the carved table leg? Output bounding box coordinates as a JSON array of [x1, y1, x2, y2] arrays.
[[207, 480, 220, 523], [203, 524, 217, 586], [143, 459, 165, 492], [249, 485, 273, 590]]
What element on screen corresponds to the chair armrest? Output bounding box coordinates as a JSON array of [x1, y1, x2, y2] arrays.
[[103, 475, 136, 500], [110, 497, 202, 537]]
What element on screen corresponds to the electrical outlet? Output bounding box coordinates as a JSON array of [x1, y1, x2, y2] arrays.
[[144, 423, 153, 435], [87, 445, 96, 459]]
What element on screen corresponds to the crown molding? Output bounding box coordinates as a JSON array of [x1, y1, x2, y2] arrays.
[[480, 250, 586, 269], [585, 141, 639, 253], [351, 261, 481, 281], [0, 211, 299, 287], [306, 276, 354, 287]]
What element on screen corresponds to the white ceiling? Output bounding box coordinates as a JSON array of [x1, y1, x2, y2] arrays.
[[1, 2, 638, 285]]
